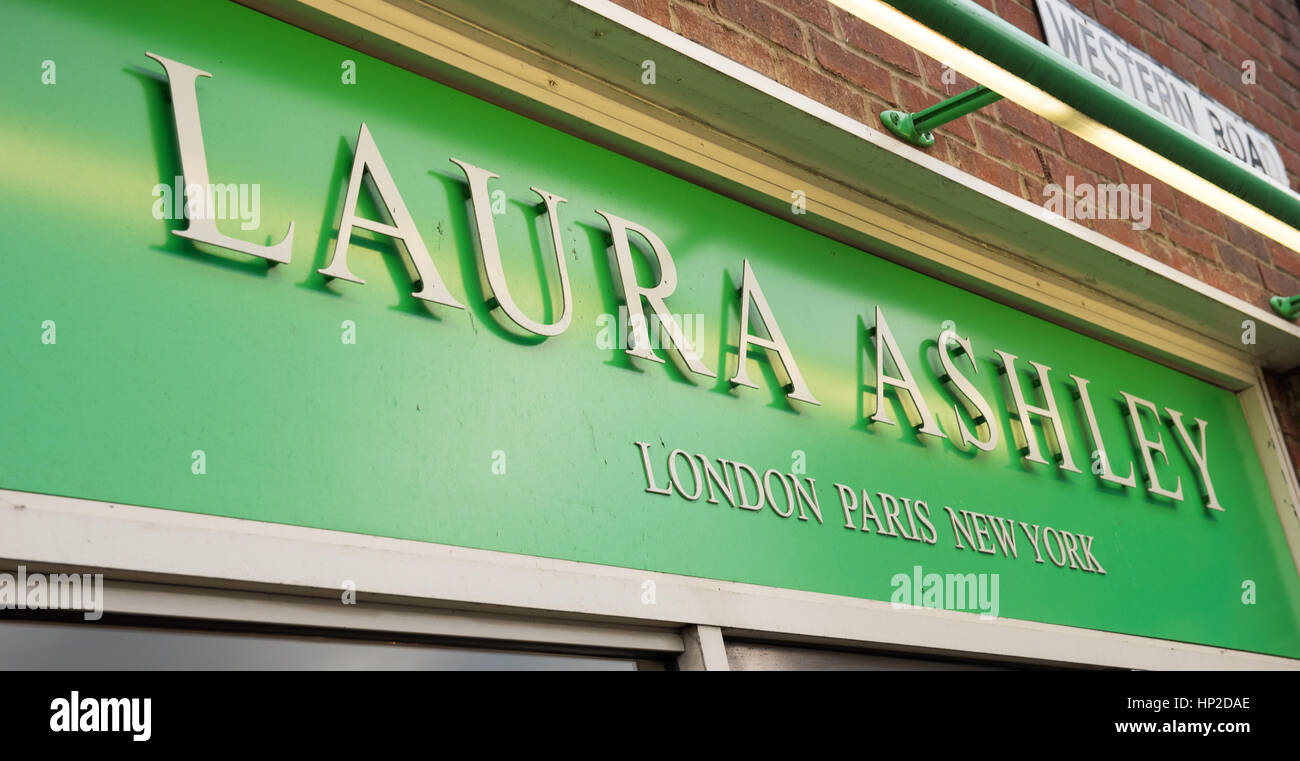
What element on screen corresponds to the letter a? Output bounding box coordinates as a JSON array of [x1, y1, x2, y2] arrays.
[[729, 259, 819, 405], [319, 122, 463, 308], [871, 307, 945, 437]]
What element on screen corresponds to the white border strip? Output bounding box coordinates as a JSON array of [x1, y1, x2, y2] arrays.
[[3, 489, 1296, 669], [87, 579, 685, 654]]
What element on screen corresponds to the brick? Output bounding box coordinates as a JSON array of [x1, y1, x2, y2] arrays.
[[863, 94, 895, 125], [1169, 3, 1221, 50], [1200, 265, 1252, 301], [925, 129, 953, 162], [1174, 193, 1226, 238], [812, 30, 891, 95], [1096, 216, 1148, 252], [1226, 19, 1270, 65], [992, 100, 1062, 149], [836, 9, 920, 75], [1216, 36, 1253, 72], [1143, 207, 1167, 237], [611, 0, 671, 27], [716, 0, 806, 56], [1185, 0, 1225, 30], [1268, 240, 1300, 279], [1144, 236, 1175, 266], [1168, 48, 1200, 82], [1144, 33, 1175, 70], [776, 56, 867, 119], [1275, 58, 1300, 94], [1258, 259, 1300, 297], [1276, 151, 1300, 190], [995, 0, 1044, 42], [1168, 26, 1204, 67], [1194, 67, 1240, 109], [918, 52, 978, 95], [1043, 152, 1102, 192], [1214, 240, 1264, 283], [1024, 174, 1053, 206], [1161, 211, 1215, 258], [1060, 131, 1120, 180], [1206, 54, 1251, 96], [1212, 0, 1243, 27], [675, 3, 778, 77], [1282, 49, 1300, 82], [1096, 3, 1145, 49], [973, 118, 1043, 176], [1222, 218, 1271, 261], [1145, 0, 1173, 17], [1243, 280, 1271, 310], [1118, 162, 1176, 210], [1275, 3, 1300, 32], [1151, 237, 1204, 278], [949, 140, 1022, 195], [1236, 97, 1279, 141], [1250, 87, 1290, 134], [1114, 0, 1165, 37], [766, 0, 834, 33]]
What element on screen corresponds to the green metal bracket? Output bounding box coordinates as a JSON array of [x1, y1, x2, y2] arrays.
[[881, 85, 1003, 148], [1270, 295, 1300, 321]]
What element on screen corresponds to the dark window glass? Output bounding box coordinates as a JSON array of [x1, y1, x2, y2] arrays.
[[0, 620, 637, 671]]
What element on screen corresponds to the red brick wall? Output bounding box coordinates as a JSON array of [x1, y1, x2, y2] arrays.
[[613, 0, 1300, 482]]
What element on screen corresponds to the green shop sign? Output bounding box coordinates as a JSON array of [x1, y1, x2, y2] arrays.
[[4, 0, 1300, 657]]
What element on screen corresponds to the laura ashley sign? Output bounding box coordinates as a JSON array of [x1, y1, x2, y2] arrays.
[[149, 51, 1225, 517], [1035, 0, 1289, 186]]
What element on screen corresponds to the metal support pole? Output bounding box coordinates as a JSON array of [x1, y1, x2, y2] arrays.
[[880, 85, 1003, 147]]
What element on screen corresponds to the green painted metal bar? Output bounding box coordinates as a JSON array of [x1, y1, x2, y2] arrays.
[[881, 85, 1002, 147], [913, 85, 1003, 132], [878, 0, 1300, 318], [1271, 295, 1300, 321]]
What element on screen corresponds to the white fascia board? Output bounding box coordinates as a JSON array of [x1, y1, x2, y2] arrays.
[[4, 489, 1298, 669]]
